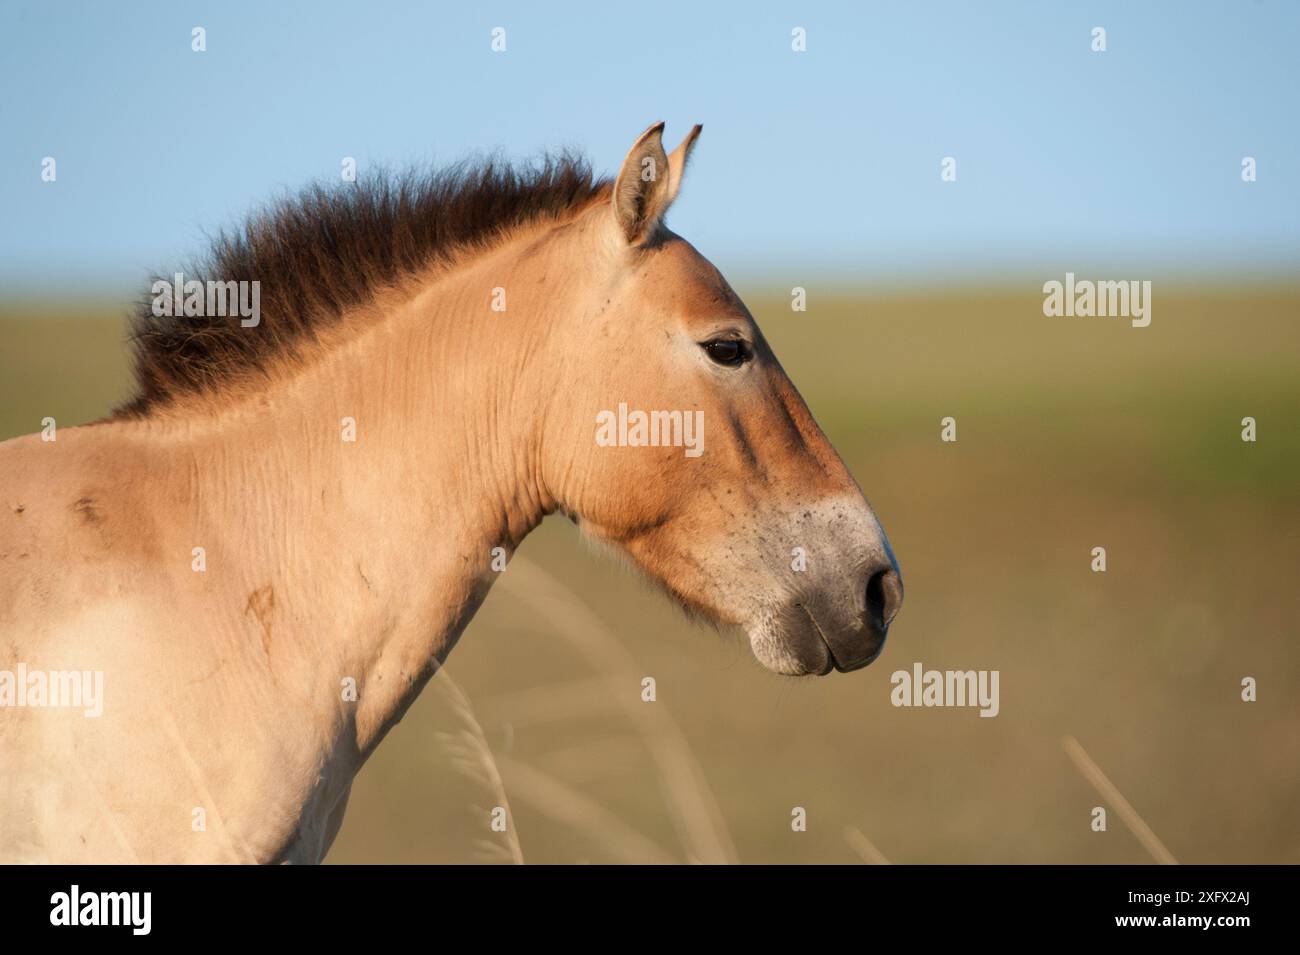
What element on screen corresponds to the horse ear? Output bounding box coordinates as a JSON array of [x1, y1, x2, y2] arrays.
[[612, 122, 670, 244], [665, 124, 702, 205]]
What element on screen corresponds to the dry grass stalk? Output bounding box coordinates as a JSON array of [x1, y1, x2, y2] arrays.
[[503, 556, 740, 865], [844, 826, 891, 864], [496, 757, 677, 864], [1062, 735, 1178, 865], [431, 668, 525, 865]]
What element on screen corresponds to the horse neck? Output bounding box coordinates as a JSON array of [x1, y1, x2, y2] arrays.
[[133, 218, 585, 755]]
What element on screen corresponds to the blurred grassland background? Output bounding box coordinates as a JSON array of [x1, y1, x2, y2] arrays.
[[2, 284, 1296, 863]]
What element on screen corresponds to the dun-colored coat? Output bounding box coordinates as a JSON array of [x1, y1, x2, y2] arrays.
[[0, 124, 901, 863]]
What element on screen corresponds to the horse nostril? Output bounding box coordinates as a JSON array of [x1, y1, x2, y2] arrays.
[[866, 566, 904, 633]]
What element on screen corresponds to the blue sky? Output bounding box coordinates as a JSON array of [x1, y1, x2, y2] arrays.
[[1, 0, 1297, 293]]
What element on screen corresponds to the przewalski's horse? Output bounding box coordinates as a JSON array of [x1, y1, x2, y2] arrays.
[[0, 124, 901, 863]]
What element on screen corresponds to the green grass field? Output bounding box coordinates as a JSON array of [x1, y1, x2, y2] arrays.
[[3, 284, 1297, 863]]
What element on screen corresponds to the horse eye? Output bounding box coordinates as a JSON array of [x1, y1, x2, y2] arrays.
[[702, 339, 747, 366]]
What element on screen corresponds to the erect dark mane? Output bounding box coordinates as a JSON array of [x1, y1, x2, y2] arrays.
[[117, 153, 609, 416]]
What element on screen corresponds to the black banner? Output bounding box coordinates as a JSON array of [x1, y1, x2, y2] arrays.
[[0, 865, 1280, 941]]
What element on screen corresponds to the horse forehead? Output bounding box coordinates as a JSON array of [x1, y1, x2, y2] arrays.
[[639, 239, 745, 316]]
